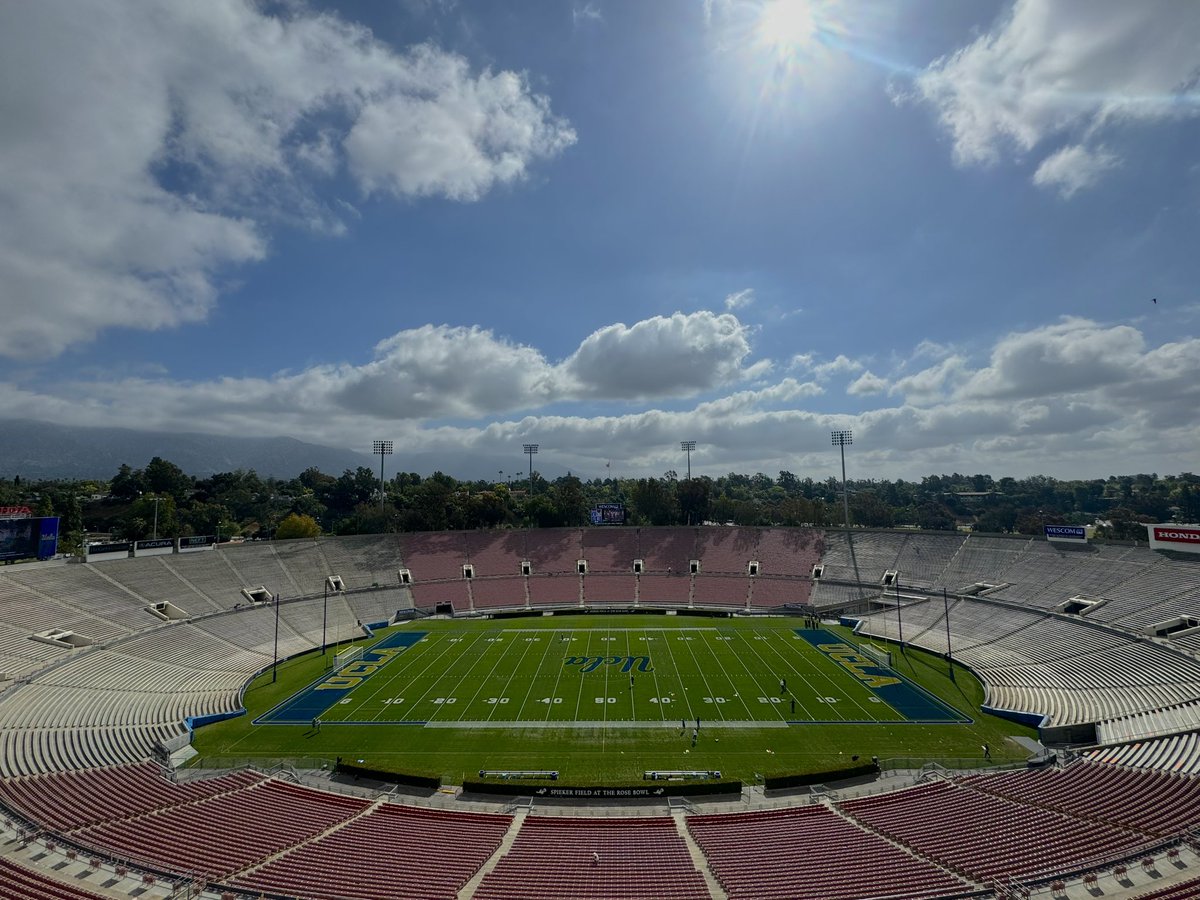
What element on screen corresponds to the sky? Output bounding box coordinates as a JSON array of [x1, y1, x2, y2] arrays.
[[2, 0, 1199, 483]]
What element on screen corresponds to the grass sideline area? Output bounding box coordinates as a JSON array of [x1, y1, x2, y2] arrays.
[[191, 614, 1036, 783]]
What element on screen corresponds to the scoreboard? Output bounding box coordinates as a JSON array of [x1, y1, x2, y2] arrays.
[[0, 516, 60, 562]]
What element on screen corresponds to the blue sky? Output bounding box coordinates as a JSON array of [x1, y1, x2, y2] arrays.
[[1, 0, 1199, 481]]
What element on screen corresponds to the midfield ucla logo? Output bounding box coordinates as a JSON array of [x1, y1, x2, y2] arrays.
[[565, 655, 654, 674]]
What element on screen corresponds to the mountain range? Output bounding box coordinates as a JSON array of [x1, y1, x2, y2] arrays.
[[0, 419, 582, 482]]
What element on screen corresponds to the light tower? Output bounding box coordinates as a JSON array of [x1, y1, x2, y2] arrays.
[[372, 440, 393, 511], [831, 430, 864, 596], [523, 444, 539, 501], [680, 441, 696, 480]]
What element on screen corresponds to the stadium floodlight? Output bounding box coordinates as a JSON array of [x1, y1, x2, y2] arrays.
[[830, 431, 853, 529], [831, 430, 864, 596], [681, 441, 696, 480], [523, 444, 539, 502], [373, 440, 393, 512]]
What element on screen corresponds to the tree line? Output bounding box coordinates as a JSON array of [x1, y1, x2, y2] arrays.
[[1, 459, 1197, 552]]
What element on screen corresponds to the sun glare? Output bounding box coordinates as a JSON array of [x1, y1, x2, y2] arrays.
[[756, 0, 820, 56]]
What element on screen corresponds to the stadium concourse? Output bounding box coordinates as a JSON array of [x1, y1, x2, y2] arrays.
[[0, 526, 1199, 899]]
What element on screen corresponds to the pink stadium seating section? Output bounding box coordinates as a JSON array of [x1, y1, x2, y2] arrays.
[[473, 815, 710, 900]]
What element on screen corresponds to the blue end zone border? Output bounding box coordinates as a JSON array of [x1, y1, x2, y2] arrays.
[[254, 631, 427, 725], [795, 629, 972, 725]]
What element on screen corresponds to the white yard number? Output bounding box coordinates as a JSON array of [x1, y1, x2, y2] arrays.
[[539, 697, 563, 704], [485, 697, 510, 705], [382, 697, 404, 705], [649, 697, 672, 704], [433, 697, 457, 704], [595, 697, 617, 704], [757, 696, 781, 704], [703, 696, 727, 704]]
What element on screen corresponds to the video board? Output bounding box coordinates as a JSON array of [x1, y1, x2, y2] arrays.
[[589, 503, 626, 526], [0, 516, 60, 562]]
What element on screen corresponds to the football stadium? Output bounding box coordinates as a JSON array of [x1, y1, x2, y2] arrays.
[[2, 522, 1200, 899]]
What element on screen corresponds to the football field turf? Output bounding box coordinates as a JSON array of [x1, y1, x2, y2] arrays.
[[196, 615, 1024, 782], [255, 619, 968, 728]]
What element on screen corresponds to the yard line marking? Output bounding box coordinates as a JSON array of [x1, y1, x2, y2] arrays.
[[512, 627, 560, 721], [741, 629, 842, 721], [570, 628, 593, 722], [718, 631, 791, 722], [679, 629, 727, 722], [699, 632, 758, 720], [758, 631, 882, 722], [409, 630, 503, 720], [543, 630, 572, 723], [658, 627, 691, 722], [479, 629, 541, 723], [603, 626, 611, 725], [642, 629, 666, 722], [337, 631, 441, 720], [449, 630, 521, 722], [355, 631, 481, 722]]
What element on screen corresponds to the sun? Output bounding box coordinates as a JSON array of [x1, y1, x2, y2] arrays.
[[756, 0, 821, 57]]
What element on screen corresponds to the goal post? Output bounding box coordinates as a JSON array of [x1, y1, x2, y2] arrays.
[[333, 646, 364, 669], [860, 643, 892, 669]]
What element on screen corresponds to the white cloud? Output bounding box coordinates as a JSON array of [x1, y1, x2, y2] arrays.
[[1032, 144, 1120, 198], [890, 356, 969, 403], [724, 288, 755, 310], [847, 371, 887, 396], [913, 0, 1200, 193], [573, 3, 604, 26], [344, 47, 576, 202], [564, 312, 760, 399], [791, 354, 864, 380], [958, 317, 1144, 400], [0, 2, 574, 359], [4, 316, 1200, 479]]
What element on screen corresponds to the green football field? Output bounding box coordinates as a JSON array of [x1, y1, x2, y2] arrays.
[[193, 614, 1033, 783]]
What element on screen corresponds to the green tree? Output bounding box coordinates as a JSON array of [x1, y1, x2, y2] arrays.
[[677, 478, 711, 525], [276, 513, 321, 540], [145, 456, 192, 503]]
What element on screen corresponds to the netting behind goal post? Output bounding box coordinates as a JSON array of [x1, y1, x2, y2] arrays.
[[861, 643, 892, 668], [334, 646, 364, 669]]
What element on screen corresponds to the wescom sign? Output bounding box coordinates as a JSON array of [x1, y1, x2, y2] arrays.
[[1147, 525, 1200, 554]]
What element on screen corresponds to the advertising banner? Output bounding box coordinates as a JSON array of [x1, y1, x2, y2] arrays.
[[179, 535, 215, 552], [1044, 525, 1087, 543], [134, 538, 175, 557], [86, 541, 131, 560], [1147, 525, 1200, 554]]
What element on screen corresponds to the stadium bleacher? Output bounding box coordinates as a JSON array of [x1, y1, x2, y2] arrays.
[[0, 527, 1199, 899]]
